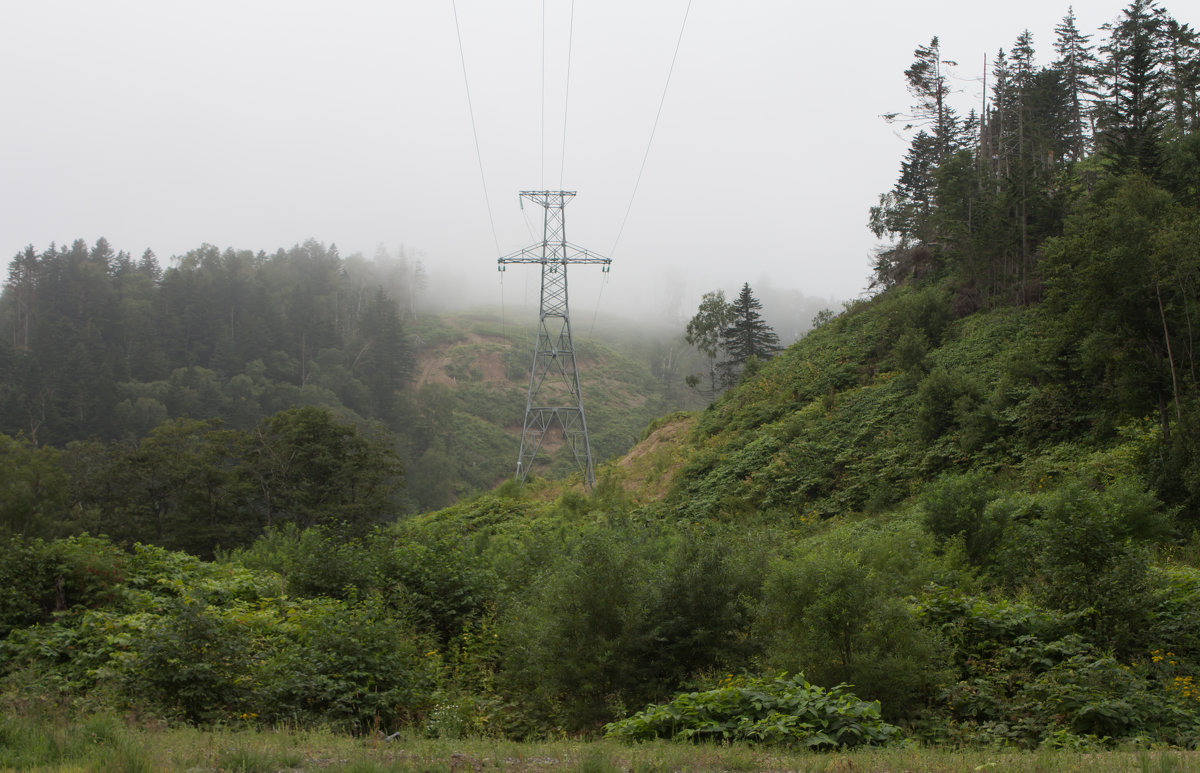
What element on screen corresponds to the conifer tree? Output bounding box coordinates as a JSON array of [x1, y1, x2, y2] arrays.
[[1054, 7, 1099, 160], [905, 37, 960, 161], [1100, 0, 1169, 173], [718, 283, 780, 386], [1162, 17, 1200, 133]]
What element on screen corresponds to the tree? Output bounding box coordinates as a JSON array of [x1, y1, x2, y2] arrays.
[[0, 434, 68, 538], [1041, 173, 1194, 436], [241, 406, 403, 531], [1162, 17, 1200, 134], [685, 290, 735, 397], [904, 37, 960, 162], [1099, 0, 1169, 174], [1053, 7, 1099, 160], [719, 283, 780, 386]]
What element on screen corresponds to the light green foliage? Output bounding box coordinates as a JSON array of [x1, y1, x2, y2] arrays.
[[604, 674, 900, 749]]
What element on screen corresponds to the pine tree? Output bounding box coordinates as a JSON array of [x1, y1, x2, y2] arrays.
[[1054, 7, 1099, 160], [905, 37, 960, 161], [718, 283, 780, 386], [1099, 0, 1169, 173], [1162, 17, 1200, 133]]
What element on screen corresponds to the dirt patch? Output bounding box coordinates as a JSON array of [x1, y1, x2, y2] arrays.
[[612, 413, 697, 501], [618, 415, 694, 470], [477, 350, 510, 384], [415, 330, 517, 391]]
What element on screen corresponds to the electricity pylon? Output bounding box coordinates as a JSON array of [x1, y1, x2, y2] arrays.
[[498, 190, 611, 488]]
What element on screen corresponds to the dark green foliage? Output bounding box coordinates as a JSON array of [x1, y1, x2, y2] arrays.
[[0, 535, 124, 641], [47, 406, 404, 557], [920, 587, 1200, 747], [914, 367, 981, 445], [1032, 480, 1163, 650], [604, 674, 900, 749], [717, 284, 780, 387], [0, 436, 68, 539], [500, 524, 759, 732], [1041, 173, 1195, 433], [757, 518, 958, 720], [128, 597, 253, 723], [920, 470, 1005, 564], [244, 405, 403, 531], [234, 523, 497, 647], [255, 596, 439, 732]]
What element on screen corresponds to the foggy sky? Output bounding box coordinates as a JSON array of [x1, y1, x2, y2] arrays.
[[0, 0, 1118, 323]]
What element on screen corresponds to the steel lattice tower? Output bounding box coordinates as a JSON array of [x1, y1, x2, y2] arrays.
[[498, 191, 611, 488]]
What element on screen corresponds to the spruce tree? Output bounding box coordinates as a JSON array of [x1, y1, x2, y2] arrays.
[[718, 283, 780, 386], [905, 37, 960, 161], [1100, 0, 1169, 173], [1054, 7, 1099, 160]]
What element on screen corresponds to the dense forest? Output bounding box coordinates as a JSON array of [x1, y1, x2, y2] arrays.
[[5, 0, 1200, 764]]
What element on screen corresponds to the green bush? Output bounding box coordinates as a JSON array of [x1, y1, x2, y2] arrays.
[[124, 597, 254, 722], [499, 524, 758, 732], [919, 470, 1004, 564], [0, 535, 126, 641], [604, 673, 900, 749], [256, 596, 439, 732], [757, 517, 958, 720], [1033, 480, 1162, 651]]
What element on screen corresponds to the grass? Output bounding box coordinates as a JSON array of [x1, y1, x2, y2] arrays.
[[3, 716, 1200, 772]]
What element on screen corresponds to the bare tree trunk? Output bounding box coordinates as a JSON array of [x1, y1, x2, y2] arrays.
[[1157, 280, 1182, 422]]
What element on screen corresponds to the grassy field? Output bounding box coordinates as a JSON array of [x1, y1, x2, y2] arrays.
[[3, 715, 1200, 773]]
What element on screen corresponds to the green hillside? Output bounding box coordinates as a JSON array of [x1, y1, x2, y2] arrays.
[[4, 0, 1200, 762], [403, 311, 706, 505]]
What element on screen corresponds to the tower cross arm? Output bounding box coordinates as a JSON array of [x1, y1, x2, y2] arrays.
[[497, 243, 612, 268]]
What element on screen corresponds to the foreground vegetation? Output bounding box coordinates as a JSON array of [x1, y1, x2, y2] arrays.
[[4, 714, 1200, 773]]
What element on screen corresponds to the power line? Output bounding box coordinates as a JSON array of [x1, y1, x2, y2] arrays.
[[559, 0, 576, 189], [609, 0, 693, 257], [541, 0, 546, 189], [452, 0, 502, 256]]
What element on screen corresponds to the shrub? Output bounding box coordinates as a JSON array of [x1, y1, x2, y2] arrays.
[[604, 673, 900, 749], [757, 517, 958, 720], [125, 597, 254, 722], [499, 524, 757, 733], [1033, 480, 1161, 651], [256, 596, 440, 732], [919, 470, 1004, 564], [0, 535, 125, 641]]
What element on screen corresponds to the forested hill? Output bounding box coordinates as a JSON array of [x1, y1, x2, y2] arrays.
[[0, 238, 706, 550]]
